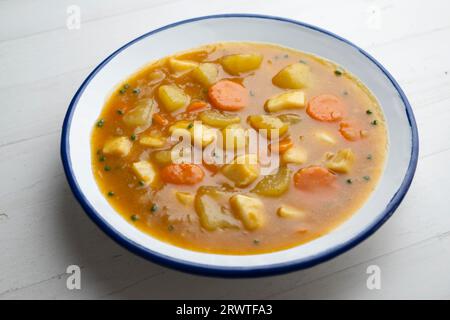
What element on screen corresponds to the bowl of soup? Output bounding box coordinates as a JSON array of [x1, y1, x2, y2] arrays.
[[61, 14, 418, 276]]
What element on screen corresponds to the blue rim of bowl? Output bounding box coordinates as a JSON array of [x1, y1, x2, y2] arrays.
[[60, 13, 419, 277]]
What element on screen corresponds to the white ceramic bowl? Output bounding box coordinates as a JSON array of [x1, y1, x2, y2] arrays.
[[61, 14, 418, 277]]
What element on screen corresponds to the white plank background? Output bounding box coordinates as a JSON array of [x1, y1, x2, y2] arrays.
[[0, 0, 449, 300]]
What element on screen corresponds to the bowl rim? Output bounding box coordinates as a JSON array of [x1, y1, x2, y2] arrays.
[[60, 13, 419, 277]]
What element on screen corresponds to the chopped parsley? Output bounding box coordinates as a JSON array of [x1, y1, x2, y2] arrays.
[[96, 119, 105, 127]]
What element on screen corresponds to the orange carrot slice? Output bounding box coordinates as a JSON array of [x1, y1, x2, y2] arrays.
[[186, 101, 208, 113], [293, 166, 337, 191], [160, 164, 204, 185], [270, 137, 293, 153], [306, 94, 345, 122], [208, 80, 248, 111], [339, 120, 366, 141], [153, 113, 169, 126]]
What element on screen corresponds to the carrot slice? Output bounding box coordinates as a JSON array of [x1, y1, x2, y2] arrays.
[[160, 164, 204, 185], [208, 80, 248, 111], [186, 101, 208, 113], [306, 94, 345, 122], [339, 120, 366, 141], [270, 137, 293, 153], [153, 113, 169, 126], [293, 166, 337, 191]]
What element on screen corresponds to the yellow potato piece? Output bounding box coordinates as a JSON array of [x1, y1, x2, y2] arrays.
[[265, 90, 305, 113], [191, 123, 217, 147], [195, 186, 240, 231], [131, 160, 156, 184], [139, 135, 166, 148], [272, 63, 312, 89], [325, 148, 355, 173], [221, 154, 259, 187], [230, 194, 265, 230], [175, 191, 195, 206], [222, 124, 247, 150], [221, 54, 263, 75], [248, 115, 288, 138], [314, 131, 336, 145], [282, 146, 307, 164], [123, 98, 154, 130], [191, 63, 219, 87], [158, 85, 190, 112], [102, 137, 132, 157], [277, 205, 306, 219], [168, 58, 198, 74]]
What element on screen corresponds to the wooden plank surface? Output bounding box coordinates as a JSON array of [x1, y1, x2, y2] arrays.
[[0, 0, 449, 299]]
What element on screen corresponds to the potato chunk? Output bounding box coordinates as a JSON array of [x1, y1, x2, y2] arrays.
[[139, 135, 166, 148], [175, 191, 195, 206], [131, 160, 156, 184], [168, 58, 198, 74], [277, 205, 306, 219], [265, 90, 305, 113], [221, 54, 263, 75], [191, 123, 217, 147], [314, 131, 336, 145], [272, 63, 312, 89], [191, 63, 219, 87], [195, 186, 240, 231], [222, 124, 247, 150], [325, 148, 355, 173], [282, 146, 307, 164], [221, 154, 259, 187], [230, 194, 265, 230], [123, 98, 154, 131], [248, 115, 288, 138], [158, 84, 190, 112], [102, 137, 132, 157]]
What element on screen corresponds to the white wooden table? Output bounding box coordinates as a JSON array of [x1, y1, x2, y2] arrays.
[[1, 0, 449, 300]]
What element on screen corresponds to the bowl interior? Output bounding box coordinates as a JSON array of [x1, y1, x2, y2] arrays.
[[63, 15, 415, 272]]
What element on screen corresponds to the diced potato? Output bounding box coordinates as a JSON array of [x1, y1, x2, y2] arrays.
[[123, 98, 154, 131], [168, 58, 198, 74], [272, 63, 312, 89], [158, 84, 190, 112], [220, 54, 263, 75], [325, 148, 355, 173], [199, 109, 240, 128], [191, 63, 219, 87], [277, 205, 306, 219], [222, 124, 247, 150], [282, 146, 307, 164], [131, 160, 156, 184], [139, 135, 166, 148], [264, 90, 305, 113], [252, 167, 291, 197], [315, 131, 336, 145], [168, 120, 192, 134], [175, 191, 195, 206], [221, 154, 259, 187], [102, 137, 132, 157], [230, 194, 265, 230], [191, 123, 217, 147], [152, 150, 173, 166], [195, 186, 240, 231], [248, 115, 288, 138]]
